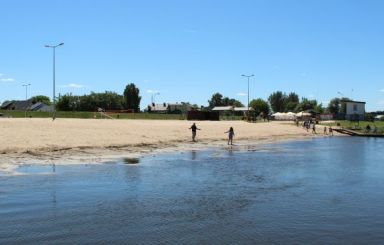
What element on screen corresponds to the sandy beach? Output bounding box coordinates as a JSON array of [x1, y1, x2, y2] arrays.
[[0, 118, 323, 171]]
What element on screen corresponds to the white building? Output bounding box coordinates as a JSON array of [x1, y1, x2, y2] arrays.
[[345, 101, 365, 120]]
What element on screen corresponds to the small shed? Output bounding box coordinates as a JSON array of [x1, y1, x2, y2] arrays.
[[345, 101, 365, 121]]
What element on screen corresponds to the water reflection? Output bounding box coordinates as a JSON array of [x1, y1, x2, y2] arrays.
[[190, 150, 197, 160]]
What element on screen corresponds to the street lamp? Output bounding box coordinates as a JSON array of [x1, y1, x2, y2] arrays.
[[22, 83, 31, 118], [241, 74, 254, 120], [45, 42, 64, 119]]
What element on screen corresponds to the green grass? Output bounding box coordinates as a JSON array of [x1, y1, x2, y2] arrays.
[[0, 110, 186, 120]]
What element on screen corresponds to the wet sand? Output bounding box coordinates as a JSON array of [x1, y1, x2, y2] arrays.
[[0, 118, 324, 171]]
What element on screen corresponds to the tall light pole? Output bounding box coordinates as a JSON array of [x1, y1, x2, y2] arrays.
[[241, 74, 254, 120], [22, 83, 31, 118], [45, 42, 64, 119]]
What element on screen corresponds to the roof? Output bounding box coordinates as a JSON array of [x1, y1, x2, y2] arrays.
[[0, 101, 13, 109], [345, 100, 366, 104], [29, 102, 45, 111], [233, 107, 254, 111], [36, 104, 53, 112], [212, 106, 233, 111], [1, 100, 32, 110]]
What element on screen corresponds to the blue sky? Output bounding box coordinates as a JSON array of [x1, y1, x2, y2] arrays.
[[1, 0, 384, 111]]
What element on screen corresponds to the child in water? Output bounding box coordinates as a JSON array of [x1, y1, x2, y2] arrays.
[[225, 127, 235, 145]]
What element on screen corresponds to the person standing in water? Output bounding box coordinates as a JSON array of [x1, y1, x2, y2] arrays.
[[225, 127, 235, 145], [189, 123, 201, 142]]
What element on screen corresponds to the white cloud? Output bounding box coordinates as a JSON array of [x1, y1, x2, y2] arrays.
[[308, 94, 315, 98], [379, 89, 384, 92], [60, 83, 84, 88], [0, 78, 15, 82], [0, 73, 3, 77], [236, 92, 247, 96], [147, 89, 159, 94]]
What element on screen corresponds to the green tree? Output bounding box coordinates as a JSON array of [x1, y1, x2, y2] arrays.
[[250, 98, 270, 117], [327, 97, 350, 114], [208, 92, 224, 108], [314, 103, 324, 114], [327, 98, 340, 114], [295, 98, 319, 112], [56, 92, 125, 111], [285, 92, 299, 112], [268, 91, 287, 112], [124, 83, 141, 112], [56, 94, 73, 111], [31, 95, 51, 105], [222, 97, 244, 107]]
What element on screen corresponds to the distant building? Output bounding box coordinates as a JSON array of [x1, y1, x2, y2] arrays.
[[147, 102, 192, 113], [167, 103, 192, 112], [345, 100, 365, 120], [29, 102, 53, 112], [147, 103, 168, 113], [1, 100, 32, 110], [1, 100, 52, 112]]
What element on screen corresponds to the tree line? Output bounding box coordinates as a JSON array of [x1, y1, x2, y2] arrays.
[[11, 83, 361, 116], [208, 91, 355, 116], [56, 83, 141, 112]]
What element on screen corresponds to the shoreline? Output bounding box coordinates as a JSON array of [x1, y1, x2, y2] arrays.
[[0, 118, 335, 174]]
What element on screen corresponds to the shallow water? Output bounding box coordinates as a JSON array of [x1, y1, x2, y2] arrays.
[[1, 137, 384, 244]]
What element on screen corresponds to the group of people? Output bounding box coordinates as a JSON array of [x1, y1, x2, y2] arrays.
[[189, 123, 235, 145], [299, 119, 333, 135], [302, 120, 316, 133]]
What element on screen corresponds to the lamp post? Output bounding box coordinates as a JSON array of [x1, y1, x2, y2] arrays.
[[241, 74, 254, 120], [22, 83, 31, 118], [45, 42, 64, 119]]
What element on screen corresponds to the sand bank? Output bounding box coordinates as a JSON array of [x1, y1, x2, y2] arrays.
[[0, 118, 327, 172]]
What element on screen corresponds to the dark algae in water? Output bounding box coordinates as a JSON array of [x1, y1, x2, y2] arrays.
[[123, 157, 140, 164]]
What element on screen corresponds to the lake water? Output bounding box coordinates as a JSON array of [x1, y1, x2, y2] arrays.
[[1, 137, 384, 244]]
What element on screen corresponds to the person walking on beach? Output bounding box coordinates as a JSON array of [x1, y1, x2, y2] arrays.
[[324, 126, 327, 135], [225, 127, 235, 145], [329, 127, 333, 136], [189, 123, 201, 142], [312, 123, 316, 134]]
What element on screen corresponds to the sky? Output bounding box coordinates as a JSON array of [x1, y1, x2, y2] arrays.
[[1, 0, 384, 111]]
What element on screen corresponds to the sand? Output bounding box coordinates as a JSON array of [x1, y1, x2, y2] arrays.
[[0, 118, 326, 172]]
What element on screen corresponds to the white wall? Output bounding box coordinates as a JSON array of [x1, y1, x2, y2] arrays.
[[346, 102, 365, 115]]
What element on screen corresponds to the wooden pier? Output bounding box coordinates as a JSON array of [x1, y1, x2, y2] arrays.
[[332, 128, 384, 137]]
